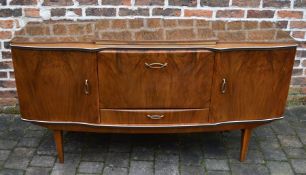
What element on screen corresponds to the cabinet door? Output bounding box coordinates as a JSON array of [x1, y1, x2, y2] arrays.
[[98, 49, 215, 109], [12, 49, 99, 123], [210, 48, 296, 122]]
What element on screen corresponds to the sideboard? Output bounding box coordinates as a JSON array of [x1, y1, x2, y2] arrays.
[[10, 19, 297, 163]]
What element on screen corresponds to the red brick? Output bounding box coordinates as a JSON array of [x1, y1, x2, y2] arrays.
[[247, 10, 275, 18], [153, 8, 181, 16], [24, 8, 40, 17], [67, 8, 82, 16], [43, 0, 73, 6], [216, 10, 244, 18], [51, 8, 66, 16], [232, 0, 260, 7], [217, 31, 246, 42], [291, 77, 306, 85], [298, 50, 306, 58], [135, 29, 164, 40], [263, 0, 291, 8], [166, 29, 195, 40], [0, 98, 18, 107], [0, 81, 16, 88], [77, 0, 98, 5], [128, 19, 144, 28], [0, 61, 13, 69], [227, 21, 243, 30], [248, 30, 275, 40], [290, 21, 306, 29], [0, 0, 6, 5], [8, 72, 14, 79], [178, 19, 194, 26], [184, 10, 212, 17], [169, 0, 197, 6], [212, 21, 226, 30], [0, 20, 14, 29], [0, 72, 7, 78], [10, 0, 37, 5], [100, 31, 132, 40], [0, 31, 12, 40], [195, 20, 210, 27], [302, 60, 306, 66], [135, 0, 164, 5], [0, 9, 22, 17], [86, 8, 116, 16], [260, 21, 274, 28], [201, 0, 229, 7], [294, 0, 306, 8], [95, 21, 110, 30], [111, 19, 127, 28], [2, 51, 11, 59], [119, 8, 149, 16], [163, 19, 177, 27], [277, 10, 303, 19], [302, 87, 306, 94], [53, 24, 67, 35], [102, 0, 130, 5], [294, 60, 300, 67], [275, 21, 288, 29], [147, 19, 162, 28], [26, 26, 50, 35], [292, 31, 305, 39], [292, 69, 303, 76], [0, 91, 17, 98]]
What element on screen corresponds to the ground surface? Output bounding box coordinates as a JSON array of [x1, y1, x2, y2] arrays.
[[0, 106, 305, 175]]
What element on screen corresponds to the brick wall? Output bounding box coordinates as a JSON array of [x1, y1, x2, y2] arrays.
[[0, 0, 305, 109]]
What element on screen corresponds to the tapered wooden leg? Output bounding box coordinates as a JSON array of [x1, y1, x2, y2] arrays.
[[240, 128, 252, 161], [53, 130, 64, 163]]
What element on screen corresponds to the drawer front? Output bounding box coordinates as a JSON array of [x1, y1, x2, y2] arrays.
[[100, 109, 209, 125], [98, 49, 215, 109]]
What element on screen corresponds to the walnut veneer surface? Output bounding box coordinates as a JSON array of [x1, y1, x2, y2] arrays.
[[11, 19, 297, 163]]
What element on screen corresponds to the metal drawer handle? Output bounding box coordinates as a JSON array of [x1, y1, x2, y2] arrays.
[[145, 62, 168, 69], [146, 114, 164, 120], [221, 78, 227, 94], [84, 79, 89, 95]]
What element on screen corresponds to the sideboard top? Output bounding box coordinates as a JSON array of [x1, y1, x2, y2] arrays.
[[11, 19, 296, 50]]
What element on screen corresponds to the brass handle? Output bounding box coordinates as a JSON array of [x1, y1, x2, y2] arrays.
[[145, 62, 168, 69], [146, 114, 164, 120], [221, 78, 227, 94], [84, 79, 89, 95]]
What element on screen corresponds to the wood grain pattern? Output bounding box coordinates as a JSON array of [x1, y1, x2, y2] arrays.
[[100, 109, 209, 124], [240, 128, 252, 161], [210, 48, 296, 122], [12, 48, 99, 123], [98, 49, 215, 109], [53, 130, 64, 163]]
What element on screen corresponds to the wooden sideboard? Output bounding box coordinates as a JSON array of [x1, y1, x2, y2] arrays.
[[10, 19, 297, 163]]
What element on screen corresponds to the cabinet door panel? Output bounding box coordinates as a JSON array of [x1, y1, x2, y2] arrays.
[[210, 48, 296, 122], [12, 49, 99, 123], [98, 49, 215, 109]]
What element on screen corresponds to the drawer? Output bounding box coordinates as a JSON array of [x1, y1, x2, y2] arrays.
[[98, 49, 215, 109], [100, 109, 209, 125]]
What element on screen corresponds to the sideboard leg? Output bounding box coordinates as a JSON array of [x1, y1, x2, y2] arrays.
[[53, 130, 64, 163], [240, 128, 252, 162]]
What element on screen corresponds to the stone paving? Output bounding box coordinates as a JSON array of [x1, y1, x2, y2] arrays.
[[0, 106, 305, 175]]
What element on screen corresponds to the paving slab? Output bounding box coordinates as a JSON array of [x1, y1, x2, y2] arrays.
[[0, 107, 305, 175]]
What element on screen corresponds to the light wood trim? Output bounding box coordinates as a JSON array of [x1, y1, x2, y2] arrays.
[[10, 42, 297, 51]]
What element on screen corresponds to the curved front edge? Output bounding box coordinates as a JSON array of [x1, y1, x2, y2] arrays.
[[23, 117, 281, 134], [20, 115, 283, 128]]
